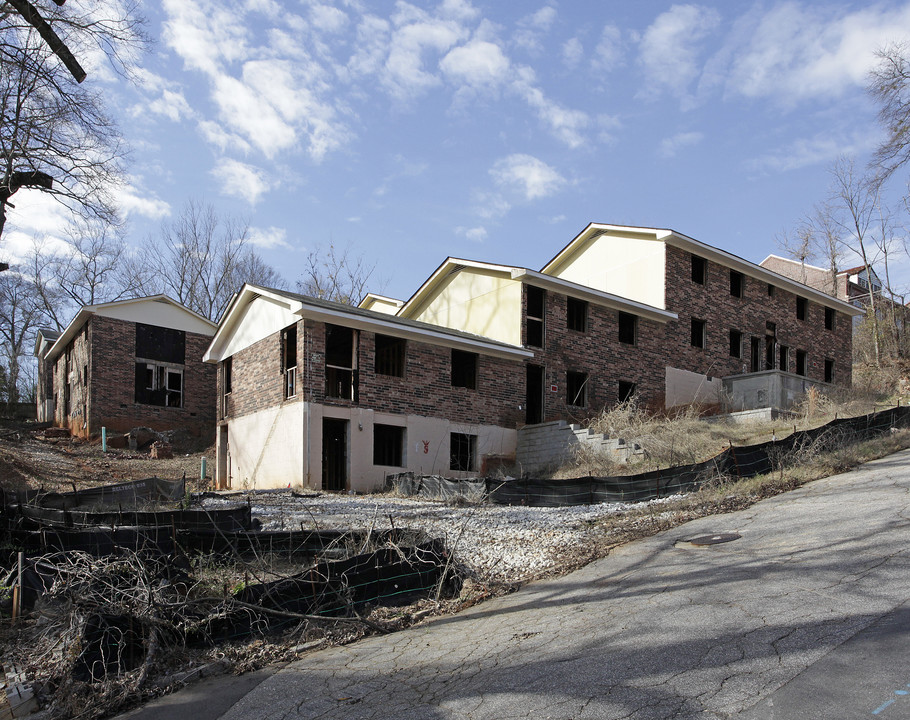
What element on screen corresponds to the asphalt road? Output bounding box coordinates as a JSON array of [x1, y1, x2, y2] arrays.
[[120, 447, 910, 720]]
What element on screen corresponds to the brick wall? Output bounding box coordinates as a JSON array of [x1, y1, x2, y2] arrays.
[[664, 245, 852, 386], [53, 315, 216, 439], [521, 284, 670, 418], [222, 318, 523, 429]]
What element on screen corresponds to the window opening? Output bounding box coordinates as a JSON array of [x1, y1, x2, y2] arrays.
[[768, 283, 775, 297], [691, 318, 706, 349], [779, 345, 789, 372], [451, 349, 478, 389], [796, 349, 808, 376], [450, 432, 476, 472], [618, 312, 637, 345], [136, 323, 185, 364], [281, 324, 297, 398], [135, 362, 183, 407], [825, 307, 835, 331], [730, 270, 744, 298], [567, 297, 587, 332], [566, 371, 588, 407], [824, 358, 834, 383], [526, 285, 545, 347], [374, 424, 405, 467], [375, 334, 406, 377], [729, 329, 742, 358], [796, 297, 808, 321], [618, 381, 636, 403], [691, 255, 706, 284], [325, 324, 358, 401]]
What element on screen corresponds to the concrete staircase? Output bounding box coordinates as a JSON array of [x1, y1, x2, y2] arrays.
[[516, 420, 643, 474]]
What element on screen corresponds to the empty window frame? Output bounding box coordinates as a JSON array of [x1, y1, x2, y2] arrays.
[[825, 307, 835, 331], [325, 324, 358, 401], [375, 334, 406, 377], [567, 297, 588, 332], [135, 362, 183, 408], [729, 329, 743, 358], [618, 380, 636, 403], [526, 285, 545, 347], [222, 357, 232, 417], [374, 424, 405, 467], [451, 349, 478, 389], [779, 345, 789, 372], [450, 432, 477, 472], [691, 255, 707, 284], [768, 283, 775, 297], [796, 349, 808, 376], [136, 323, 186, 364], [824, 358, 834, 383], [281, 324, 298, 398], [566, 370, 588, 407], [730, 270, 745, 298], [691, 318, 707, 349], [796, 296, 808, 321], [618, 312, 637, 345]]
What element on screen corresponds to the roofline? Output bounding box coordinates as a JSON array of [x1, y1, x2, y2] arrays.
[[760, 254, 831, 274], [204, 284, 534, 363], [358, 292, 405, 309], [45, 295, 217, 361], [398, 255, 676, 323], [542, 223, 862, 317]]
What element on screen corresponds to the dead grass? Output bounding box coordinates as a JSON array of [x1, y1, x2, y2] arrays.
[[551, 389, 896, 479]]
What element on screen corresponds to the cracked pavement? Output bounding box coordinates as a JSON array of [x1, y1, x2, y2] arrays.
[[123, 448, 910, 720]]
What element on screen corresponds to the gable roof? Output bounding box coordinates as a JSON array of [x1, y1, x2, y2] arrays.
[[44, 296, 217, 362], [398, 256, 678, 324], [545, 223, 862, 316], [204, 284, 535, 363]]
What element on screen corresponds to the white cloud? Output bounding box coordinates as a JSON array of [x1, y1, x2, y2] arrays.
[[725, 3, 910, 103], [562, 38, 583, 68], [659, 131, 704, 158], [162, 0, 251, 76], [115, 185, 172, 220], [456, 225, 488, 242], [473, 190, 512, 220], [248, 225, 292, 249], [592, 24, 624, 71], [637, 4, 721, 107], [198, 120, 253, 155], [440, 39, 510, 88], [513, 68, 590, 149], [490, 154, 565, 201], [513, 6, 557, 52], [212, 158, 270, 204], [309, 4, 349, 33], [747, 131, 873, 173]]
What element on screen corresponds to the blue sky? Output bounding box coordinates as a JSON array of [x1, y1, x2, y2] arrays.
[[7, 0, 910, 304]]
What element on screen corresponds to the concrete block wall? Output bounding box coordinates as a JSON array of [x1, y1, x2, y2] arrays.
[[516, 421, 643, 474]]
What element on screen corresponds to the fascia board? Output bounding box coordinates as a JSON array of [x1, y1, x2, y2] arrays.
[[294, 303, 533, 360], [45, 308, 93, 361], [512, 268, 677, 324], [667, 232, 863, 316], [203, 286, 303, 363], [398, 257, 517, 318]]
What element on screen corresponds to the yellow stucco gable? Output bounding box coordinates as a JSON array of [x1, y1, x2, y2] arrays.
[[402, 262, 523, 346], [542, 225, 667, 310]]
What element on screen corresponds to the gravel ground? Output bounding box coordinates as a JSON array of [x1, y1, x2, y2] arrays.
[[201, 490, 684, 584]]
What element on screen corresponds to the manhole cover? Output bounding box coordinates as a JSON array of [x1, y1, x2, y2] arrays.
[[687, 533, 741, 546]]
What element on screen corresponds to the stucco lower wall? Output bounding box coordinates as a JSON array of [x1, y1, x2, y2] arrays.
[[221, 402, 517, 492], [224, 403, 304, 489]]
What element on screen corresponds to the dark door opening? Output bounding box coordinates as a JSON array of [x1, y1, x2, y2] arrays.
[[765, 336, 775, 370], [526, 364, 544, 424], [322, 418, 348, 491], [750, 337, 761, 372]]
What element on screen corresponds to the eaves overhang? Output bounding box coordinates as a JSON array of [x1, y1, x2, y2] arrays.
[[512, 268, 677, 324]]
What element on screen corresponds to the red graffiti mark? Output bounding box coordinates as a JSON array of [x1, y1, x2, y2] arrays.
[[422, 440, 430, 454]]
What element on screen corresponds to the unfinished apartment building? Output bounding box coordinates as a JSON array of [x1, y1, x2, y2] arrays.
[[206, 223, 860, 491]]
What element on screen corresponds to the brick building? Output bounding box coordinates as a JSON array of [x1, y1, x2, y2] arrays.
[[207, 223, 860, 491], [35, 296, 217, 440]]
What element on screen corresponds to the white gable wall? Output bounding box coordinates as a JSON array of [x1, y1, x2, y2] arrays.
[[219, 296, 300, 358], [96, 299, 215, 335]]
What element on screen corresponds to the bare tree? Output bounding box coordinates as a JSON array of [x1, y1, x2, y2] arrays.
[[297, 242, 378, 305], [143, 200, 285, 321], [869, 42, 910, 179], [0, 1, 146, 239], [0, 265, 43, 404]]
